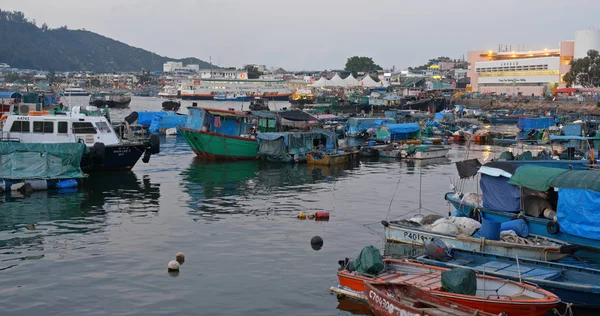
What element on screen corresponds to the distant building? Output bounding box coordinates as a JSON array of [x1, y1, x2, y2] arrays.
[[467, 29, 600, 95], [0, 63, 9, 69], [163, 61, 201, 73], [198, 68, 248, 79], [244, 64, 268, 73]]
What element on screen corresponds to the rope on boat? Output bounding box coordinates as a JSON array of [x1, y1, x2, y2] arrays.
[[552, 303, 573, 316]]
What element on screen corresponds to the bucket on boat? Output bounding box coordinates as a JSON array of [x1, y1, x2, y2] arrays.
[[479, 218, 501, 241], [368, 141, 376, 146], [56, 179, 78, 189], [500, 219, 529, 238]]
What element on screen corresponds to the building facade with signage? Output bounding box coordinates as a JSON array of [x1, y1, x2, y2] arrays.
[[468, 30, 600, 95]]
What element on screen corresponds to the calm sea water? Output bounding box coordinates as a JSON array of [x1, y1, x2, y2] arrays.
[[0, 97, 590, 315]]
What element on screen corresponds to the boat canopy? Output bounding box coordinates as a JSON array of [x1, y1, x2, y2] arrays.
[[508, 166, 567, 192], [346, 117, 395, 135], [480, 173, 522, 213], [517, 118, 554, 131], [0, 91, 22, 99], [278, 109, 317, 122], [256, 132, 315, 159], [0, 143, 87, 180]]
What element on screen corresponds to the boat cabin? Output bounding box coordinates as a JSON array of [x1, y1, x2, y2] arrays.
[[1, 106, 120, 146]]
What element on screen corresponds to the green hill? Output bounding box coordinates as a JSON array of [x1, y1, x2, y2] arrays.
[[0, 10, 212, 72]]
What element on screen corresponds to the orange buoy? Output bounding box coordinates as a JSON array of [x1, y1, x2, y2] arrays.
[[307, 214, 315, 220], [297, 212, 307, 219], [315, 211, 330, 221]]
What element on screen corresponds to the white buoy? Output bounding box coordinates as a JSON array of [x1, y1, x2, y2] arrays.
[[168, 260, 180, 271]]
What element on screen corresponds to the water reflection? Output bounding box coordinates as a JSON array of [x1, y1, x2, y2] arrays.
[[182, 159, 356, 220], [336, 298, 371, 315], [82, 171, 161, 213]]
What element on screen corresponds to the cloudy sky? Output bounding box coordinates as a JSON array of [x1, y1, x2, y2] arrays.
[[3, 0, 599, 70]]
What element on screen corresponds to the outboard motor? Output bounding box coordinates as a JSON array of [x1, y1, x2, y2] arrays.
[[91, 142, 106, 166], [124, 111, 139, 125], [424, 238, 452, 262]]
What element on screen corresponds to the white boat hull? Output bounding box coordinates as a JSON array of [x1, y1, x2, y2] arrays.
[[384, 222, 568, 261], [402, 147, 449, 160]]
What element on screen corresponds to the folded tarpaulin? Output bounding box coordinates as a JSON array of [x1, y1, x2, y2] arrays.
[[455, 159, 482, 178], [551, 170, 600, 192], [508, 166, 567, 192], [0, 143, 87, 180], [385, 123, 421, 134], [277, 110, 317, 122]]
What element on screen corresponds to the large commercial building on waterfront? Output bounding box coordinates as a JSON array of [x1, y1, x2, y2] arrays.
[[467, 29, 600, 95]]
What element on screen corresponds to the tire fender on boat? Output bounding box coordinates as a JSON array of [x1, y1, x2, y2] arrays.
[[92, 142, 106, 164], [547, 220, 560, 235], [148, 134, 160, 154]]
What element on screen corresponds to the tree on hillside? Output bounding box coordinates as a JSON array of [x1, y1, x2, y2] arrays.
[[244, 65, 262, 79], [344, 56, 382, 75], [564, 50, 600, 88], [409, 56, 453, 70]]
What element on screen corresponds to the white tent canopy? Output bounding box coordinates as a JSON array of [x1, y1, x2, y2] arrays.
[[344, 74, 359, 87], [312, 77, 329, 87], [328, 74, 346, 87], [360, 75, 380, 87]]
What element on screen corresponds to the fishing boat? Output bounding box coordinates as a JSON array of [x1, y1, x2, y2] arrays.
[[0, 105, 160, 171], [63, 86, 90, 96], [213, 92, 252, 102], [257, 130, 329, 163], [364, 282, 497, 316], [377, 145, 401, 158], [89, 92, 132, 108], [306, 128, 359, 166], [448, 161, 600, 252], [157, 85, 179, 98], [381, 218, 576, 261], [178, 106, 259, 161], [401, 145, 450, 160], [418, 246, 600, 308], [161, 100, 181, 112], [345, 117, 396, 138], [333, 253, 559, 316], [375, 123, 421, 142]]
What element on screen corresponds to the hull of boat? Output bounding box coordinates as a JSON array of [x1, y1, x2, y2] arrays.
[[446, 192, 600, 251], [81, 143, 146, 171], [179, 128, 258, 161], [64, 92, 90, 96], [365, 282, 495, 316], [261, 93, 292, 101], [403, 148, 450, 160], [181, 94, 214, 100], [306, 152, 358, 166], [418, 251, 600, 308], [214, 96, 252, 102], [495, 159, 590, 170], [384, 222, 569, 261], [377, 149, 401, 158], [336, 259, 559, 316]]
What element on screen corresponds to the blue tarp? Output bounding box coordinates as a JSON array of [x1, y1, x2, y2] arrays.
[[139, 112, 169, 126], [386, 123, 421, 135], [557, 188, 600, 240], [517, 118, 554, 131], [0, 91, 22, 99], [480, 174, 521, 212], [346, 118, 395, 136], [256, 132, 288, 144], [149, 114, 187, 134]]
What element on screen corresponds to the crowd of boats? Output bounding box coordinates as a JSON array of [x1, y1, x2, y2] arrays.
[[3, 86, 600, 315]]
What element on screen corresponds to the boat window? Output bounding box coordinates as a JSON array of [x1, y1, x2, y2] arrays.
[[95, 121, 112, 133], [58, 122, 68, 133], [33, 121, 54, 133], [10, 121, 30, 133], [72, 122, 97, 134]]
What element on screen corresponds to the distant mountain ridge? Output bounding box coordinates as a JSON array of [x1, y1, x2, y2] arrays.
[[0, 10, 212, 72]]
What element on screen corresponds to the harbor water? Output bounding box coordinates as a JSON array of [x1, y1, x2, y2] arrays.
[[0, 97, 591, 315]]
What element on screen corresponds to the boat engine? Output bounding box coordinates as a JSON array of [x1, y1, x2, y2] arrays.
[[90, 142, 106, 165], [124, 111, 139, 125], [424, 238, 452, 262]]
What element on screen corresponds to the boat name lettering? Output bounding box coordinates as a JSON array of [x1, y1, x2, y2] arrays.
[[403, 231, 430, 242], [16, 116, 29, 121], [113, 147, 132, 155], [368, 290, 415, 316]]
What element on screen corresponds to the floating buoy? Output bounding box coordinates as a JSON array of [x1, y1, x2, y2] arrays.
[[168, 260, 180, 271], [297, 212, 307, 219], [176, 252, 185, 264], [311, 236, 323, 251], [26, 224, 36, 231], [315, 211, 330, 221], [307, 214, 315, 220]]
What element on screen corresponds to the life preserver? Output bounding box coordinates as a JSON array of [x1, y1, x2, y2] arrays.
[[547, 221, 560, 235], [240, 73, 247, 79]]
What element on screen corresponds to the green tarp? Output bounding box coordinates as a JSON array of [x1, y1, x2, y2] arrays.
[[552, 170, 600, 192], [0, 143, 87, 180], [352, 245, 384, 276], [441, 268, 477, 296], [508, 166, 567, 192]]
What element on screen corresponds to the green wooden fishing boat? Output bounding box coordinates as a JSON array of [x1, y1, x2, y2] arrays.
[[178, 107, 259, 161]]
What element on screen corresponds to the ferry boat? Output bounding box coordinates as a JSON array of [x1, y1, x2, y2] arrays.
[[158, 85, 179, 98], [0, 105, 160, 171], [213, 92, 252, 102], [63, 86, 90, 96], [180, 78, 292, 101]]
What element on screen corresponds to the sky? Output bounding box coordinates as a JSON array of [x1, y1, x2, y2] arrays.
[[3, 0, 600, 71]]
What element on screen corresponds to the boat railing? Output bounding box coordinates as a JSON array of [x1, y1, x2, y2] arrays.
[[0, 131, 22, 142]]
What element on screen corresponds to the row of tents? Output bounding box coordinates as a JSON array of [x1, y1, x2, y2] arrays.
[[312, 74, 389, 88]]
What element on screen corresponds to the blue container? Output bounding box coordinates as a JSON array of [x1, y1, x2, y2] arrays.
[[480, 218, 501, 240], [368, 141, 376, 146], [56, 179, 78, 189], [500, 219, 529, 238]]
